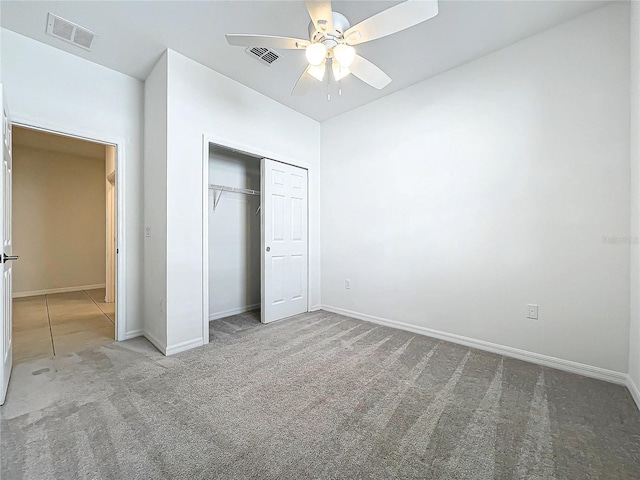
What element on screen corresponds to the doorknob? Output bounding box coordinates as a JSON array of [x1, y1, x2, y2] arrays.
[[266, 246, 271, 252], [2, 254, 18, 263]]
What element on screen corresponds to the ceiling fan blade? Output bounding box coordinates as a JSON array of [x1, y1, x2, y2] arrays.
[[306, 0, 333, 33], [307, 62, 327, 82], [344, 0, 438, 46], [292, 67, 315, 96], [349, 55, 392, 89], [226, 34, 309, 50]]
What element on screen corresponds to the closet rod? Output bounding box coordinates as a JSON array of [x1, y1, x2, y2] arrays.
[[209, 184, 261, 212], [209, 184, 260, 196]]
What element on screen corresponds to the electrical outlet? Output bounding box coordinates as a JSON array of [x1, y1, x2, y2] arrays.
[[526, 304, 538, 320], [345, 279, 351, 289]]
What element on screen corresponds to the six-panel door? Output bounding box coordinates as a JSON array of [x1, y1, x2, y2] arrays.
[[261, 158, 308, 324], [0, 88, 13, 405]]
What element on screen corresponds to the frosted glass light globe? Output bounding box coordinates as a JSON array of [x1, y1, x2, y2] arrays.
[[333, 44, 356, 67], [305, 43, 328, 66]]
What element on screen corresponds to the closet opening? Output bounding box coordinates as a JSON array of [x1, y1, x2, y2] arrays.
[[204, 140, 310, 343], [208, 145, 262, 330]]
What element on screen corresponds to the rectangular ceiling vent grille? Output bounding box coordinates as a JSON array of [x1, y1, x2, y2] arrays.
[[246, 47, 280, 66], [46, 13, 97, 51]]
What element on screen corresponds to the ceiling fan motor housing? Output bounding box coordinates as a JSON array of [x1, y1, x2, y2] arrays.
[[308, 11, 350, 49]]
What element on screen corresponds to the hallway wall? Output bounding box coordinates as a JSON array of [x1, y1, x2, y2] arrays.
[[13, 142, 106, 295]]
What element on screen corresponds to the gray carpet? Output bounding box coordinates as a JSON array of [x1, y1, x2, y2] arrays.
[[1, 310, 639, 479]]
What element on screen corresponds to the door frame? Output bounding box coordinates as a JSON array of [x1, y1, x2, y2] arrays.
[[11, 116, 127, 341], [105, 147, 116, 303], [201, 134, 312, 345]]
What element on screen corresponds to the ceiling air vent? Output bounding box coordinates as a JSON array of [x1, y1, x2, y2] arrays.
[[245, 47, 280, 66], [46, 13, 97, 51]]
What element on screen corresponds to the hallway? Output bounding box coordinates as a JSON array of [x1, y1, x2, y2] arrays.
[[13, 288, 115, 363]]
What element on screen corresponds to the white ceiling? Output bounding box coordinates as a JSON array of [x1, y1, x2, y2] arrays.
[[1, 0, 611, 121]]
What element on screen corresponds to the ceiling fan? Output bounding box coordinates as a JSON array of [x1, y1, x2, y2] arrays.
[[226, 0, 438, 96]]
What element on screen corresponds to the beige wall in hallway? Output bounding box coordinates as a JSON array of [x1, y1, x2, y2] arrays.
[[13, 141, 107, 295]]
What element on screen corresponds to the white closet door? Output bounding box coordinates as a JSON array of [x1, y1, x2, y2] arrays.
[[0, 88, 14, 405], [261, 158, 308, 324]]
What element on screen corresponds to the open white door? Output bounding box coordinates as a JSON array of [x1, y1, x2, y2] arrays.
[[261, 158, 308, 324], [0, 87, 14, 405]]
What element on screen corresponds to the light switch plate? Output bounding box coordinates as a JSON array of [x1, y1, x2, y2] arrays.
[[526, 304, 538, 320]]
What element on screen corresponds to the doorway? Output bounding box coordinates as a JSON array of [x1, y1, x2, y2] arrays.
[[11, 126, 117, 363], [203, 140, 310, 343]]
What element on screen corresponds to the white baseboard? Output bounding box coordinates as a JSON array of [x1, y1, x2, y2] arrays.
[[321, 305, 628, 386], [143, 330, 167, 355], [310, 304, 322, 312], [143, 331, 204, 356], [627, 376, 640, 411], [165, 337, 204, 356], [13, 284, 106, 298], [209, 303, 260, 321], [124, 329, 143, 341]]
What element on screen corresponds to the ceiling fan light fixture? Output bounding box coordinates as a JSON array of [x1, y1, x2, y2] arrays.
[[307, 63, 326, 81], [333, 44, 355, 67], [226, 0, 439, 96], [305, 42, 327, 66]]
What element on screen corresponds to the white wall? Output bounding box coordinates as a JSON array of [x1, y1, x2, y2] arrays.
[[164, 50, 320, 352], [629, 1, 640, 404], [209, 147, 261, 318], [13, 145, 106, 294], [143, 51, 168, 349], [1, 29, 144, 337], [321, 4, 630, 373]]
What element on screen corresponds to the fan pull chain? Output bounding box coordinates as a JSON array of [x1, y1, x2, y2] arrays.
[[339, 80, 342, 97], [327, 66, 331, 102]]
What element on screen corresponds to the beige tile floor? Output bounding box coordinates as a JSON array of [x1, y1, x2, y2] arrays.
[[13, 288, 115, 364]]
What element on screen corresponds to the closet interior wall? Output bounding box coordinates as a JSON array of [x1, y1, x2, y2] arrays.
[[208, 145, 261, 320]]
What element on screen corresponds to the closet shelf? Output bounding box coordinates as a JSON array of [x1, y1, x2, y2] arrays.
[[209, 184, 261, 212], [209, 184, 260, 195]]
